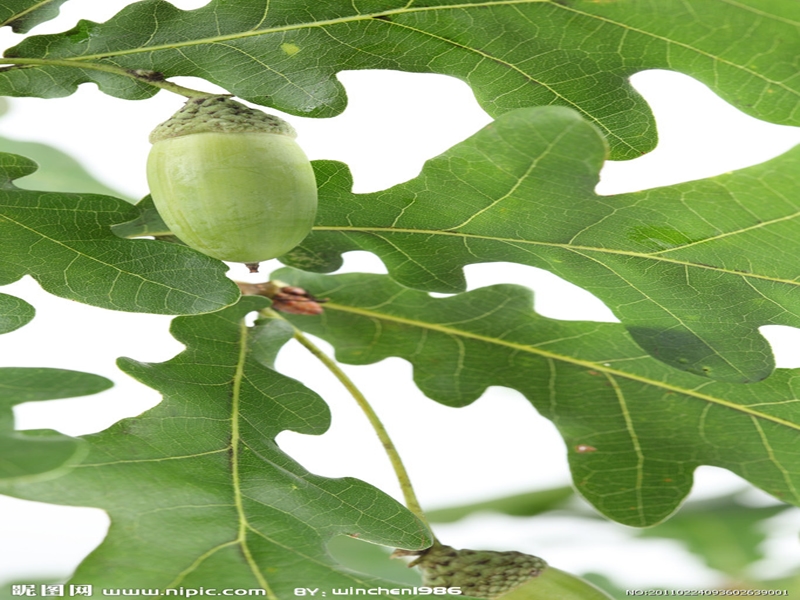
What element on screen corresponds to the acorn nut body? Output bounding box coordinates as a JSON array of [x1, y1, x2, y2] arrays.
[[146, 96, 318, 267]]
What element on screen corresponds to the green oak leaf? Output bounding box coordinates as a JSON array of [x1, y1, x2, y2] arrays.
[[271, 267, 800, 527], [0, 367, 111, 480], [0, 152, 240, 315], [0, 0, 69, 33], [0, 297, 435, 592], [0, 292, 34, 334], [2, 1, 799, 159], [282, 106, 800, 383]]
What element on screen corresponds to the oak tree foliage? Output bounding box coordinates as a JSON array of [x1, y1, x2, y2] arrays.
[[0, 0, 798, 594]]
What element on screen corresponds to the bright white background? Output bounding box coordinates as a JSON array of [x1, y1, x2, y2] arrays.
[[1, 0, 800, 591]]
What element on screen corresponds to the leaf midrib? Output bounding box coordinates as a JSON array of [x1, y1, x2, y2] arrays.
[[0, 209, 225, 309], [602, 371, 646, 524], [0, 0, 59, 28], [321, 300, 800, 431], [35, 0, 796, 98], [232, 319, 275, 598], [314, 225, 800, 288]]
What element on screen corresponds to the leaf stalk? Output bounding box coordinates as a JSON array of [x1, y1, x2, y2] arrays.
[[264, 308, 435, 538], [0, 57, 214, 99]]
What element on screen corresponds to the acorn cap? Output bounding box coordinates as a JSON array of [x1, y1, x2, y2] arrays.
[[407, 544, 547, 598], [149, 96, 297, 143]]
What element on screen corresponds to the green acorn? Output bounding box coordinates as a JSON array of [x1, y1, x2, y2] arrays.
[[405, 544, 613, 599], [146, 96, 318, 271]]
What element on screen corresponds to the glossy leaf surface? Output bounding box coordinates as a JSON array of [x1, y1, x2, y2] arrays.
[[0, 153, 239, 315], [274, 267, 800, 526], [0, 297, 435, 591], [2, 0, 800, 159], [0, 0, 69, 33], [284, 106, 800, 383]]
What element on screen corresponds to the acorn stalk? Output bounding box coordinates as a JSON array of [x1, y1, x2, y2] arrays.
[[146, 96, 318, 269]]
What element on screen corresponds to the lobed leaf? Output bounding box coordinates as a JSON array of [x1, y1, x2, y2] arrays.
[[0, 152, 240, 315], [0, 0, 69, 33], [272, 267, 800, 527], [0, 297, 435, 592], [0, 367, 111, 480], [283, 106, 800, 383], [2, 1, 800, 159]]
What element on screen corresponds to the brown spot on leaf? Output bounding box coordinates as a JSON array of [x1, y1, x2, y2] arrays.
[[575, 444, 597, 453]]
